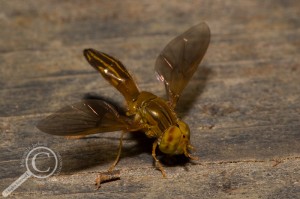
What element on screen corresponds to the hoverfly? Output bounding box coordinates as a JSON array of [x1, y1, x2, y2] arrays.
[[37, 22, 210, 187]]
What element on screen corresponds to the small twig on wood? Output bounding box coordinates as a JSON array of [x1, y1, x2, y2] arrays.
[[95, 170, 121, 189]]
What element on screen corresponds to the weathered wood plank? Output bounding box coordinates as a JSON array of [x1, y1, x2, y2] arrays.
[[1, 0, 299, 198]]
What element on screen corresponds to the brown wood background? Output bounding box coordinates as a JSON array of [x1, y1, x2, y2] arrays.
[[0, 0, 299, 198]]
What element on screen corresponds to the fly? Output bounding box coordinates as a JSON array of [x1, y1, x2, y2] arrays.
[[37, 22, 210, 188]]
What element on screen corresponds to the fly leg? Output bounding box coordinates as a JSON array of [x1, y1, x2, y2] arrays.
[[184, 144, 199, 161], [108, 131, 125, 172], [95, 131, 124, 189], [152, 140, 167, 177]]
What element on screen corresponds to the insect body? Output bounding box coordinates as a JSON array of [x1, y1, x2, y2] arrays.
[[37, 22, 210, 180]]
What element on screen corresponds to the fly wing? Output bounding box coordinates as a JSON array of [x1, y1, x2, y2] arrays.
[[83, 49, 140, 105], [155, 22, 210, 108], [37, 100, 130, 136]]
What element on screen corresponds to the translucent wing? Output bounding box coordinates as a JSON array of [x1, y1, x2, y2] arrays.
[[37, 100, 130, 136], [155, 22, 210, 108]]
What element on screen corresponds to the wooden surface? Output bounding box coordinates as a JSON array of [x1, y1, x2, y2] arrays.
[[1, 0, 299, 198]]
